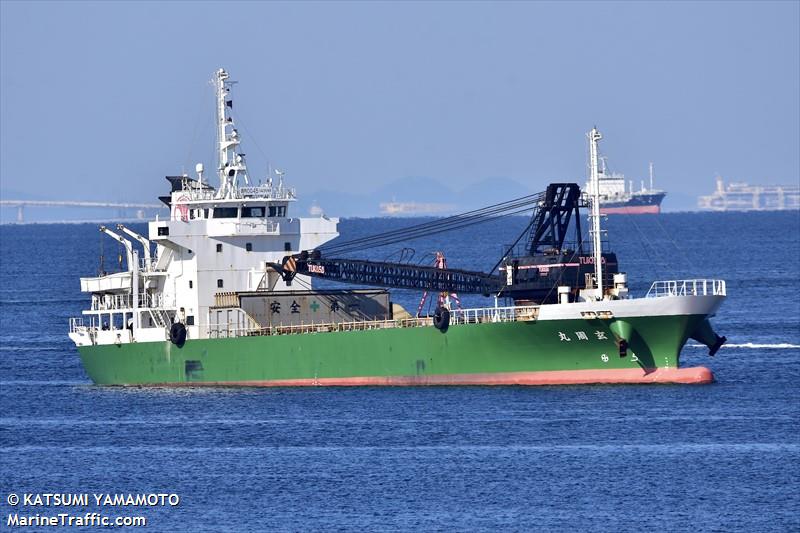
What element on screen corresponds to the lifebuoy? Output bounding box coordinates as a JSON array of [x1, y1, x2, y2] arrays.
[[170, 322, 187, 347], [433, 306, 450, 332]]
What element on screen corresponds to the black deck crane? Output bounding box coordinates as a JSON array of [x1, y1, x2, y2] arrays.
[[269, 183, 619, 304]]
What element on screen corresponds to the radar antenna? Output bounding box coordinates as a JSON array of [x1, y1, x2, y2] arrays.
[[213, 68, 250, 199]]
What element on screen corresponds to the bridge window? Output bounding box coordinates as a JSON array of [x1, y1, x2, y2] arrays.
[[158, 227, 169, 236], [213, 207, 238, 218], [242, 206, 265, 218], [268, 205, 287, 217], [246, 243, 253, 252], [216, 244, 222, 253]]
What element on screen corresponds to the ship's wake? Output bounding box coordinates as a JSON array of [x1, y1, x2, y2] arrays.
[[689, 343, 800, 349]]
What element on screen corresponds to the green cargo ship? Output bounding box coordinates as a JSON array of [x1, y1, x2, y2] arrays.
[[68, 69, 727, 386]]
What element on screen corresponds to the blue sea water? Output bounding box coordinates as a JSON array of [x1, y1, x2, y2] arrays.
[[0, 212, 798, 532]]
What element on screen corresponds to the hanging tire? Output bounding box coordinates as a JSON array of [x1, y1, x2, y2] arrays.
[[433, 306, 450, 332], [170, 322, 187, 347]]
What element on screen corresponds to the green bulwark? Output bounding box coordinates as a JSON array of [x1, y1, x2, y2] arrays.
[[78, 315, 712, 386]]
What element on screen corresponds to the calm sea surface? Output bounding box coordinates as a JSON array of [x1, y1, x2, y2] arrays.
[[1, 212, 798, 532]]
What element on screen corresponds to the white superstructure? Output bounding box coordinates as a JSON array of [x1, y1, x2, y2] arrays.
[[69, 68, 339, 347], [583, 155, 664, 201]]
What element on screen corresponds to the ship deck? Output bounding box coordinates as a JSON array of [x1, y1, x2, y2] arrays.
[[209, 305, 540, 339]]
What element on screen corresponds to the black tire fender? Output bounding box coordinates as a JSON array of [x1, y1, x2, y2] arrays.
[[170, 322, 187, 347], [433, 306, 450, 332]]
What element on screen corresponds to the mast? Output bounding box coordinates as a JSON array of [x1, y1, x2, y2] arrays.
[[214, 69, 228, 198], [588, 127, 604, 299], [649, 162, 654, 191], [213, 68, 249, 199]]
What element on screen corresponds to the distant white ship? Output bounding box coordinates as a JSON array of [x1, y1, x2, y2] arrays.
[[698, 176, 800, 211], [379, 201, 455, 215]]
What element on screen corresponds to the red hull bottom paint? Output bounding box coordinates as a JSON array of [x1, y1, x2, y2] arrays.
[[156, 367, 714, 387], [600, 205, 661, 215]]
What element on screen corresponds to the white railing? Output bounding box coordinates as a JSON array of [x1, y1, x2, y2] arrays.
[[177, 186, 297, 202], [69, 317, 86, 333], [90, 294, 130, 311], [69, 316, 100, 338], [90, 293, 176, 311], [204, 304, 540, 339], [139, 257, 161, 272], [645, 279, 727, 298], [238, 185, 296, 200], [140, 293, 176, 309], [450, 305, 539, 325], [71, 303, 541, 340]]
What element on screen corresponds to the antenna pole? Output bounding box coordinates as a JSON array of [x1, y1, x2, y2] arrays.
[[213, 68, 249, 198], [588, 127, 604, 299], [214, 69, 229, 198]]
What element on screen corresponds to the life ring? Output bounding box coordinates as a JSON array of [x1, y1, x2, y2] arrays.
[[433, 306, 450, 332], [170, 322, 187, 347]]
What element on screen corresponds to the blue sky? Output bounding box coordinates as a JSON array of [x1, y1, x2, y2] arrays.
[[1, 1, 798, 214]]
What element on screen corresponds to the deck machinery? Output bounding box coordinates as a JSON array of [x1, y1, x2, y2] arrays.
[[274, 183, 619, 305]]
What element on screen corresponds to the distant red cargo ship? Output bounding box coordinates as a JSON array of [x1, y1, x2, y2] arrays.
[[585, 162, 666, 215]]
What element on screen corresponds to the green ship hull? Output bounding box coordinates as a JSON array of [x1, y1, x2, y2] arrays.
[[68, 76, 725, 388], [77, 313, 713, 386]]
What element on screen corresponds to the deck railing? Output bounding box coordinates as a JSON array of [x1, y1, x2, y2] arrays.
[[139, 257, 162, 272], [450, 305, 539, 325], [69, 317, 85, 333], [176, 186, 297, 202], [645, 279, 726, 298], [71, 304, 539, 340], [90, 293, 176, 311], [205, 305, 540, 339]]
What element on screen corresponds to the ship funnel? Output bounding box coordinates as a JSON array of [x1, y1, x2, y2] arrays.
[[689, 319, 727, 357]]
